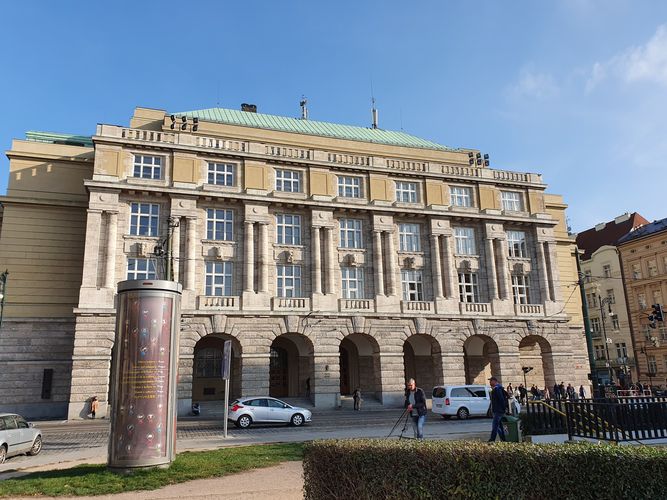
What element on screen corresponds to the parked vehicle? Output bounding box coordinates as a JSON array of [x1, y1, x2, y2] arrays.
[[228, 397, 312, 429], [431, 385, 491, 420], [0, 413, 42, 464]]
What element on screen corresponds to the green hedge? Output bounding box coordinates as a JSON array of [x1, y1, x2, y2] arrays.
[[303, 439, 667, 499]]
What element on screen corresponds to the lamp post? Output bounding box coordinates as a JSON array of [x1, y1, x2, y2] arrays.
[[597, 295, 615, 385], [0, 270, 8, 328], [522, 366, 533, 401]]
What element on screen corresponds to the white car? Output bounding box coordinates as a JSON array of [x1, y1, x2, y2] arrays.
[[431, 385, 492, 420], [0, 413, 42, 464], [228, 397, 312, 429]]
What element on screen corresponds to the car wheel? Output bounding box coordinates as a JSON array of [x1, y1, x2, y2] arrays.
[[237, 415, 252, 429], [0, 445, 6, 464], [28, 436, 42, 456], [457, 407, 470, 420], [290, 413, 304, 427], [442, 415, 452, 420]]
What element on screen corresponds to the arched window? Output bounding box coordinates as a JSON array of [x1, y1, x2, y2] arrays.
[[195, 347, 222, 378]]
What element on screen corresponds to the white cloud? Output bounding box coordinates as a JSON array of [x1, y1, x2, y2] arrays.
[[508, 68, 559, 99], [586, 24, 667, 91]]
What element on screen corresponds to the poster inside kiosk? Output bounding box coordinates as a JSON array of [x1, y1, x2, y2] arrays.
[[108, 280, 182, 472]]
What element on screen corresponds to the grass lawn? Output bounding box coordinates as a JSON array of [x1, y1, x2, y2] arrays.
[[0, 443, 303, 497]]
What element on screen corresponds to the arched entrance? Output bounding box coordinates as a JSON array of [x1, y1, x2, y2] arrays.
[[339, 334, 381, 399], [403, 335, 443, 393], [519, 335, 555, 390], [192, 334, 242, 401], [463, 335, 501, 384], [269, 334, 314, 399]]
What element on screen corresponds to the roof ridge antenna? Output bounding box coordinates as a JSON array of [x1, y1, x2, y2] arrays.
[[370, 80, 378, 129], [299, 96, 308, 120]]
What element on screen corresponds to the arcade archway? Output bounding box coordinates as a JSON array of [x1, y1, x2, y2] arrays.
[[269, 334, 314, 399], [192, 334, 241, 401], [518, 335, 556, 390], [339, 334, 381, 399], [403, 335, 443, 393], [463, 335, 501, 384]]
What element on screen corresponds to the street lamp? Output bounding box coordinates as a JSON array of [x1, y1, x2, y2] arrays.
[[522, 366, 533, 401], [0, 270, 8, 328], [597, 294, 615, 385]]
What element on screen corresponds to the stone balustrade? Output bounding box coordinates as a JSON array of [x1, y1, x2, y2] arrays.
[[515, 304, 544, 316], [460, 302, 491, 315], [272, 297, 311, 311], [339, 298, 374, 312], [401, 301, 433, 313], [198, 295, 239, 310]]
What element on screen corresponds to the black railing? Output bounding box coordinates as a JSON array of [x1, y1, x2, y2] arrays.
[[524, 400, 568, 435]]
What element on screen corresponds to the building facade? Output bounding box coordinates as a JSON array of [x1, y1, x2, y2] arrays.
[[617, 218, 667, 388], [0, 106, 588, 419]]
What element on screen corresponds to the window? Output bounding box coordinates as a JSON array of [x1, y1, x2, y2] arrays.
[[603, 264, 612, 278], [637, 293, 647, 310], [606, 289, 615, 304], [594, 345, 606, 360], [205, 261, 233, 296], [127, 258, 157, 280], [267, 399, 285, 408], [206, 209, 234, 241], [450, 186, 472, 207], [276, 214, 302, 245], [395, 181, 418, 203], [2, 416, 17, 430], [648, 259, 658, 277], [207, 162, 235, 186], [586, 293, 597, 308], [337, 176, 362, 198], [511, 275, 531, 304], [653, 290, 663, 305], [590, 317, 601, 334], [584, 270, 592, 283], [648, 355, 657, 374], [454, 227, 476, 255], [458, 272, 480, 303], [195, 348, 222, 377], [339, 219, 363, 249], [612, 316, 620, 330], [507, 231, 527, 258], [615, 343, 628, 359], [399, 223, 421, 252], [133, 155, 162, 179], [341, 267, 365, 299], [130, 203, 160, 236], [632, 263, 642, 280], [401, 270, 424, 301], [663, 355, 667, 371], [275, 169, 301, 192], [501, 191, 523, 211], [277, 265, 302, 297]]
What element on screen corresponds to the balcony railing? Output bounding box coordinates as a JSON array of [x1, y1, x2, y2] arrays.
[[339, 299, 374, 312], [272, 297, 311, 311], [515, 304, 544, 316], [198, 295, 239, 310], [460, 302, 491, 314], [401, 301, 433, 313]]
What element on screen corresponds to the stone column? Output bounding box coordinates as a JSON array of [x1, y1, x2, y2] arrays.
[[186, 217, 197, 291], [546, 242, 561, 301], [536, 241, 551, 302], [244, 221, 255, 293], [241, 352, 270, 396], [378, 352, 406, 406], [81, 210, 103, 288], [259, 222, 269, 293], [325, 227, 336, 294], [313, 352, 340, 408], [430, 235, 444, 299], [104, 211, 118, 289], [442, 235, 457, 299], [496, 239, 510, 300], [386, 231, 398, 296], [312, 226, 322, 295], [172, 218, 181, 283], [373, 231, 385, 296], [442, 352, 467, 385], [485, 238, 498, 300]]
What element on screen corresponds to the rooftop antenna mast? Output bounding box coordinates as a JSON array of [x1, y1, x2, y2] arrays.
[[300, 96, 308, 120], [370, 81, 378, 129]]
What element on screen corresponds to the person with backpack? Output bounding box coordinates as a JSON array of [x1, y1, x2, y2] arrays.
[[488, 376, 507, 442]]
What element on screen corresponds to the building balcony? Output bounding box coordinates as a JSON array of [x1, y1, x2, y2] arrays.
[[594, 357, 636, 369], [401, 301, 434, 313], [339, 298, 374, 312], [197, 295, 239, 311], [514, 304, 544, 317], [272, 297, 311, 311], [460, 302, 491, 315]]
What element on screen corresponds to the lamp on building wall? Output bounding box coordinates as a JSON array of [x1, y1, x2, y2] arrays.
[[521, 366, 533, 392], [468, 152, 490, 167], [169, 115, 199, 132], [0, 270, 8, 328]]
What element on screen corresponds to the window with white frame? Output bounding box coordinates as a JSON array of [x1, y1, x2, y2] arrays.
[[395, 181, 418, 203], [594, 345, 606, 360], [275, 169, 301, 192], [602, 264, 612, 278], [511, 275, 531, 304], [205, 261, 233, 296], [341, 267, 365, 299], [612, 316, 620, 330], [648, 355, 657, 374], [337, 175, 362, 198], [615, 342, 628, 359], [276, 214, 302, 245], [127, 258, 157, 280], [339, 219, 363, 249], [648, 259, 658, 277], [401, 269, 424, 301], [450, 186, 472, 207], [454, 227, 476, 255], [507, 230, 527, 258], [501, 191, 524, 212], [399, 223, 421, 252], [133, 155, 162, 180], [277, 265, 302, 297], [458, 272, 480, 303], [130, 203, 160, 236], [637, 293, 647, 310], [207, 162, 235, 186], [590, 317, 601, 333], [632, 263, 642, 279], [206, 209, 234, 241]]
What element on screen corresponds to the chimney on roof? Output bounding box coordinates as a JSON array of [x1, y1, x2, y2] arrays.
[[594, 223, 606, 232], [614, 213, 631, 224], [241, 103, 257, 113]]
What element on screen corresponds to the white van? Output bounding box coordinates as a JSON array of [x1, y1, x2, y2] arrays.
[[431, 385, 491, 420]]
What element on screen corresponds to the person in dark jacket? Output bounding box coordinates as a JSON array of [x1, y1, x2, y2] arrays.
[[404, 378, 427, 439], [488, 377, 507, 442]]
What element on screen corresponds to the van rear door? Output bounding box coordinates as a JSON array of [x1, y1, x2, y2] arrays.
[[431, 387, 446, 413]]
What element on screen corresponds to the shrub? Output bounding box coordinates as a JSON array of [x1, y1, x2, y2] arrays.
[[303, 439, 667, 499]]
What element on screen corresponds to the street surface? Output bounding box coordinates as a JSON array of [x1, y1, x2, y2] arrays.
[[0, 408, 490, 474]]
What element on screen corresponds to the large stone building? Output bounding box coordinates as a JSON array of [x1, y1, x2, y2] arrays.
[[576, 213, 648, 386], [0, 106, 588, 419], [617, 218, 667, 388]]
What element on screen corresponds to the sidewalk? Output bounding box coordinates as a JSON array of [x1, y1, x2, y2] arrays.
[[12, 460, 304, 500]]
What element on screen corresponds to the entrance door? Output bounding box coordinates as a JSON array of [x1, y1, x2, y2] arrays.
[[339, 346, 350, 395], [269, 347, 288, 397]]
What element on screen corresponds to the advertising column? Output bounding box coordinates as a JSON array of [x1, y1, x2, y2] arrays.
[[108, 280, 182, 471]]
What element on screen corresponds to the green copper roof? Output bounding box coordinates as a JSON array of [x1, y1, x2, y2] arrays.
[[26, 131, 93, 147], [178, 107, 455, 152]]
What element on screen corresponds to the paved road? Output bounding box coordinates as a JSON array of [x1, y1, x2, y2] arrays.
[[0, 409, 491, 474]]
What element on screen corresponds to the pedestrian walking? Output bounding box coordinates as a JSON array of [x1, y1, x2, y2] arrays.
[[579, 385, 586, 399], [353, 388, 362, 411], [566, 383, 575, 401], [543, 386, 551, 402], [404, 378, 427, 439], [488, 377, 507, 442], [305, 377, 311, 398], [90, 396, 99, 419]]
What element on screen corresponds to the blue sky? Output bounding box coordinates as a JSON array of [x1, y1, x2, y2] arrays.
[[1, 1, 666, 232]]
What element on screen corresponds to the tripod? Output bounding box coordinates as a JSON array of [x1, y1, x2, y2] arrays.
[[386, 408, 414, 439]]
